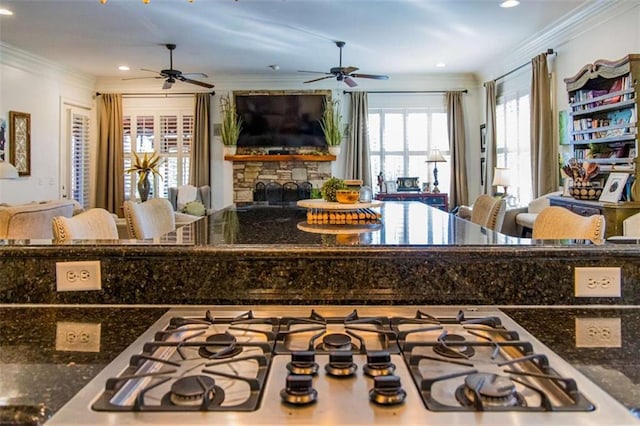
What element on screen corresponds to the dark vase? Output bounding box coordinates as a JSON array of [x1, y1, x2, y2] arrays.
[[137, 173, 151, 202]]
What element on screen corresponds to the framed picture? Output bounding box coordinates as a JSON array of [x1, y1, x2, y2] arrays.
[[599, 172, 629, 203], [0, 117, 6, 162], [480, 124, 486, 153], [9, 111, 31, 176], [480, 157, 486, 186]]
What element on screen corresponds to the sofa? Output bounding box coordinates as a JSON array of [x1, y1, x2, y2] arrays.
[[0, 200, 77, 239]]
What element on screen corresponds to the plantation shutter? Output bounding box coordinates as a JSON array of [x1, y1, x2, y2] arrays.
[[71, 111, 91, 209]]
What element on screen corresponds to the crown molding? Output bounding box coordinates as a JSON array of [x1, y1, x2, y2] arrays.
[[479, 0, 639, 81], [0, 42, 95, 91]]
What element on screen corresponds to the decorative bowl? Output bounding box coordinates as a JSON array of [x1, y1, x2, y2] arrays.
[[569, 183, 602, 201], [335, 190, 360, 204]]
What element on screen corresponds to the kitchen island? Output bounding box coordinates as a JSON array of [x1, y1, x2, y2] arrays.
[[2, 201, 640, 305], [0, 305, 638, 423]]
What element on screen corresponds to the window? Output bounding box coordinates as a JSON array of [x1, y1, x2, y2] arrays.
[[63, 105, 91, 209], [496, 71, 532, 204], [123, 99, 193, 201], [368, 109, 449, 194]]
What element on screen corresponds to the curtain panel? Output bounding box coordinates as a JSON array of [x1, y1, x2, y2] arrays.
[[530, 53, 557, 197], [96, 93, 124, 215], [484, 81, 497, 195], [446, 91, 468, 208], [345, 91, 372, 187], [191, 93, 211, 187]]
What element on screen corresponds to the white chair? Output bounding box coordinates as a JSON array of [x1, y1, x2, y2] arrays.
[[532, 206, 605, 243], [623, 212, 640, 237], [168, 185, 211, 211], [123, 198, 176, 239], [515, 191, 562, 237], [52, 208, 118, 242]]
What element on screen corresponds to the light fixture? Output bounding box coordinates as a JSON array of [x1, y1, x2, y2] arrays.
[[0, 162, 19, 179], [118, 65, 130, 71], [426, 149, 447, 193], [0, 8, 13, 15], [268, 64, 280, 71], [492, 167, 512, 196], [435, 62, 446, 68], [500, 0, 520, 8]]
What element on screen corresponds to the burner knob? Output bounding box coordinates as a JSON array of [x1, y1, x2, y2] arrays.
[[369, 375, 406, 406], [363, 350, 396, 377], [287, 350, 319, 375], [280, 374, 318, 405], [325, 351, 357, 377]]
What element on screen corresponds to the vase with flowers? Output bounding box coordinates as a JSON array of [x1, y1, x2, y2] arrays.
[[126, 151, 162, 202]]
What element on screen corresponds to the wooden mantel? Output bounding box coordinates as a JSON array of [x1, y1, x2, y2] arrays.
[[224, 154, 336, 162]]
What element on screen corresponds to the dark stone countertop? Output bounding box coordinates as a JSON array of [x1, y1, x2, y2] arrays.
[[1, 305, 638, 423]]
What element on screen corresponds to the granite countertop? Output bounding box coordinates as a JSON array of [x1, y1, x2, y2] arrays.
[[0, 305, 638, 423]]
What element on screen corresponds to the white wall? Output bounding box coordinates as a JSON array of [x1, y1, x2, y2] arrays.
[[0, 42, 95, 204]]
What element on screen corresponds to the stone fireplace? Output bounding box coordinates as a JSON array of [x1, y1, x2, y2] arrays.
[[229, 156, 333, 202]]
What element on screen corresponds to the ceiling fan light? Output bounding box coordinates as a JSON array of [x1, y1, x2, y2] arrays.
[[142, 0, 150, 3], [500, 0, 520, 8], [99, 0, 107, 3]]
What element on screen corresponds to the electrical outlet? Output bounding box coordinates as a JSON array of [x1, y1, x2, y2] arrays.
[[574, 267, 621, 297], [56, 260, 102, 291], [55, 321, 101, 352], [575, 317, 622, 348]]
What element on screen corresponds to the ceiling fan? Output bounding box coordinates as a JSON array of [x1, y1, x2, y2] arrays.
[[298, 41, 389, 87], [125, 44, 214, 90]]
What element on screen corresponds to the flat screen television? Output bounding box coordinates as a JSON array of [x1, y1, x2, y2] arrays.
[[235, 93, 327, 148]]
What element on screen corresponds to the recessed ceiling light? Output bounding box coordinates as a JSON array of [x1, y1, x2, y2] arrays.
[[268, 64, 280, 71], [118, 65, 130, 71], [500, 0, 520, 8], [0, 8, 14, 15], [436, 62, 446, 68]]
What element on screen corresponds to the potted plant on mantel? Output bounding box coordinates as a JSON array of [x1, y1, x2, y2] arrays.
[[320, 97, 344, 156], [220, 94, 243, 155]]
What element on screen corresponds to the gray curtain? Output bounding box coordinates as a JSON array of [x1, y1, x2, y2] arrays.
[[484, 81, 497, 195], [190, 93, 211, 187], [96, 93, 124, 215], [530, 53, 557, 197], [446, 91, 468, 208], [345, 91, 372, 187]]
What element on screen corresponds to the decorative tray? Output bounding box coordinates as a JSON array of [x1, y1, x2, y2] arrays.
[[297, 222, 382, 235], [296, 199, 383, 210]]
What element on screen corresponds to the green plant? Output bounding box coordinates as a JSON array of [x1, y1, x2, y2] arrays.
[[220, 94, 243, 146], [321, 177, 346, 202], [125, 151, 163, 182], [320, 97, 343, 147]]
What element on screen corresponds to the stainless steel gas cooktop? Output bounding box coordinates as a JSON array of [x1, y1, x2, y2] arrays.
[[48, 306, 638, 425]]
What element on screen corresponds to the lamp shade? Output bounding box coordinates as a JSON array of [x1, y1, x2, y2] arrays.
[[426, 149, 446, 163], [492, 167, 512, 187], [0, 162, 18, 179]]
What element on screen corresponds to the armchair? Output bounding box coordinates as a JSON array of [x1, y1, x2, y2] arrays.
[[168, 185, 211, 211]]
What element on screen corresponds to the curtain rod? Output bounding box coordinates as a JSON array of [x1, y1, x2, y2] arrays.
[[95, 91, 215, 98], [490, 48, 556, 84], [343, 90, 467, 95]]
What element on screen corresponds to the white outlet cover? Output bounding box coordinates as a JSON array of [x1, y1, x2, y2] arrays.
[[56, 260, 102, 291], [55, 321, 101, 352], [575, 317, 622, 348], [574, 266, 621, 297]]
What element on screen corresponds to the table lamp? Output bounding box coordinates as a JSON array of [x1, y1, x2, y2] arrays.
[[0, 161, 18, 179], [492, 167, 512, 197], [426, 149, 446, 193]]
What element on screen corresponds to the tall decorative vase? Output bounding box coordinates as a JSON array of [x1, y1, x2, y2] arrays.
[[224, 145, 237, 156], [328, 146, 341, 156], [137, 173, 151, 202]]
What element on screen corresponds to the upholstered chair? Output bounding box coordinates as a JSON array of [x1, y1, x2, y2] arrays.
[[52, 208, 118, 242], [168, 185, 211, 211], [123, 198, 176, 239], [623, 212, 640, 237], [532, 206, 605, 243], [515, 191, 562, 236], [469, 194, 507, 231]]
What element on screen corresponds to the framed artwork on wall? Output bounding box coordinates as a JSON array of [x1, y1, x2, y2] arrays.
[[480, 157, 486, 186], [9, 111, 31, 176], [480, 124, 486, 153], [0, 117, 6, 162], [599, 172, 629, 203]]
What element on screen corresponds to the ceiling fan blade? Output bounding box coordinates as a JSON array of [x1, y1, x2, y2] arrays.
[[343, 76, 358, 87], [304, 75, 335, 84], [141, 68, 165, 76], [180, 77, 215, 89], [350, 73, 389, 80], [342, 66, 359, 74], [122, 76, 162, 81], [163, 79, 174, 90], [182, 72, 209, 78], [298, 70, 332, 75]]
